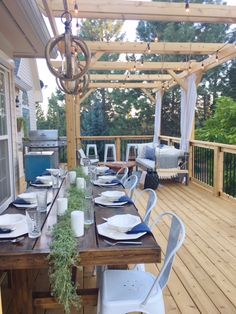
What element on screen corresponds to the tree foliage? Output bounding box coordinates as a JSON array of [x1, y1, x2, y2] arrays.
[[196, 97, 236, 144]]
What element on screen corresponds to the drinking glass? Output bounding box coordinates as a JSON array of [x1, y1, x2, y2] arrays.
[[26, 208, 41, 238], [83, 197, 94, 225], [36, 190, 48, 212]]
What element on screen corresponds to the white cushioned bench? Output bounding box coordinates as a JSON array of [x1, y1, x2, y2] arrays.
[[135, 143, 189, 184]]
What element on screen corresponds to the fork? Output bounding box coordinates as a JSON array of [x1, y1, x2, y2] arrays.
[[104, 239, 142, 246]]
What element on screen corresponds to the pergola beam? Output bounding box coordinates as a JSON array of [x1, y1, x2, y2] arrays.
[[90, 74, 172, 81], [38, 0, 236, 24], [89, 82, 161, 89], [85, 41, 233, 56]]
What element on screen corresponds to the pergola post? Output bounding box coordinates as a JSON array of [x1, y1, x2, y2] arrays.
[[75, 95, 81, 152], [66, 94, 76, 170]]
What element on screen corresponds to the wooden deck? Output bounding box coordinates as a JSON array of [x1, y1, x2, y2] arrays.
[[6, 181, 235, 314]]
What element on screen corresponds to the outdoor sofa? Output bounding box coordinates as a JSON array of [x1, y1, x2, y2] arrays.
[[135, 143, 189, 184]]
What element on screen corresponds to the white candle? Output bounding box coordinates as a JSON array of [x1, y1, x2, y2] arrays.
[[82, 166, 89, 176], [68, 171, 77, 184], [71, 210, 84, 237], [76, 177, 85, 190], [56, 197, 68, 216]]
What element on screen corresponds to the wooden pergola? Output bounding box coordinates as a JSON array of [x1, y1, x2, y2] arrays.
[[37, 0, 236, 169]]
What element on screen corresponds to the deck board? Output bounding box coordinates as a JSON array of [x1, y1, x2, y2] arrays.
[[137, 181, 236, 314], [10, 181, 235, 314]]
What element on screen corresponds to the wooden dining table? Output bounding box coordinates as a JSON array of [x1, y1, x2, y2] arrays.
[[0, 175, 161, 314]]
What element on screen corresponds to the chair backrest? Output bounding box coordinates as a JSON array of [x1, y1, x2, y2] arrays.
[[116, 167, 129, 184], [139, 188, 157, 226], [123, 175, 138, 199], [142, 211, 185, 305]]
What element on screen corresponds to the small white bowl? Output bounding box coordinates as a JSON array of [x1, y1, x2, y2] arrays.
[[98, 175, 116, 183], [18, 192, 37, 204], [107, 214, 141, 233], [0, 214, 25, 229], [101, 190, 125, 202], [36, 176, 52, 184], [96, 166, 109, 174], [46, 168, 60, 176]]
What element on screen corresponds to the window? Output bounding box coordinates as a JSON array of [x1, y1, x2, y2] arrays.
[[0, 67, 12, 213]]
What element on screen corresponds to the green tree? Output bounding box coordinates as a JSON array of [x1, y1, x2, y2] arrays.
[[136, 0, 232, 136], [196, 96, 236, 144], [36, 102, 47, 129]]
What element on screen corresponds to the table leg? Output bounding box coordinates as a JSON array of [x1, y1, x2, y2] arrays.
[[11, 269, 33, 314]]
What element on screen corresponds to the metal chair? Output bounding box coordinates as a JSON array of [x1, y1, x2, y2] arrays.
[[77, 148, 99, 165], [123, 174, 138, 199], [135, 188, 158, 226], [97, 212, 186, 314], [86, 144, 98, 159], [104, 144, 116, 162], [116, 167, 129, 185]]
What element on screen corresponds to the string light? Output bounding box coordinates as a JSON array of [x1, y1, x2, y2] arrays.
[[74, 1, 79, 14], [154, 36, 158, 42], [201, 62, 204, 70], [147, 42, 151, 53], [141, 55, 144, 66], [76, 18, 79, 29], [215, 51, 219, 62], [133, 64, 137, 72], [188, 63, 192, 72], [185, 0, 190, 12]]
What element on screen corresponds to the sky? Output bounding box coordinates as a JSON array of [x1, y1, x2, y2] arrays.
[[37, 0, 236, 113]]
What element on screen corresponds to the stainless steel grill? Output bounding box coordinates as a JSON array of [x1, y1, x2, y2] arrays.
[[24, 130, 59, 167]]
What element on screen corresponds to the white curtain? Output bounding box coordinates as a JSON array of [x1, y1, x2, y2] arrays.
[[180, 73, 197, 152], [153, 90, 163, 146]]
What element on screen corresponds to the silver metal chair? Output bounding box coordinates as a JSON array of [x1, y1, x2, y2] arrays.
[[77, 148, 99, 165], [97, 212, 186, 314], [123, 174, 138, 199], [139, 188, 158, 226], [116, 167, 129, 185]]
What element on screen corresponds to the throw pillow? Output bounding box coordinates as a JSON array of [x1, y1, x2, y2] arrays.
[[145, 146, 156, 161]]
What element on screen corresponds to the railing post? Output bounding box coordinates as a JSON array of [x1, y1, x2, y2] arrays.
[[115, 137, 121, 161], [189, 143, 193, 179], [213, 146, 223, 196]]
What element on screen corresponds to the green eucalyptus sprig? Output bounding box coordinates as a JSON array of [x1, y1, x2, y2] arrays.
[[48, 168, 87, 314]]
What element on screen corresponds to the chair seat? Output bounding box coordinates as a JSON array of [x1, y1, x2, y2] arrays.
[[100, 269, 164, 314]]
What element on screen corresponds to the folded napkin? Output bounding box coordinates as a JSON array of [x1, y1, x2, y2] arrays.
[[13, 198, 31, 205], [109, 179, 121, 184], [126, 223, 152, 234], [113, 195, 133, 204], [105, 169, 116, 175]]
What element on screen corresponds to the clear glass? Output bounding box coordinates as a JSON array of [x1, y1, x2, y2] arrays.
[[36, 190, 48, 212], [26, 208, 41, 238], [51, 173, 59, 189], [83, 197, 94, 225]]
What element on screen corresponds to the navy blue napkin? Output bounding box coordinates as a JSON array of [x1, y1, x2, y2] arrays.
[[113, 195, 133, 204], [126, 223, 152, 234], [109, 179, 121, 184], [13, 198, 31, 205], [105, 169, 116, 175]]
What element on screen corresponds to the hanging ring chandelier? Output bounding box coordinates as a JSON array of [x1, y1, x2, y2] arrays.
[[57, 72, 90, 96], [45, 9, 91, 94]]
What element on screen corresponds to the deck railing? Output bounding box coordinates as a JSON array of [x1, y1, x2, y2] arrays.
[[60, 135, 236, 199]]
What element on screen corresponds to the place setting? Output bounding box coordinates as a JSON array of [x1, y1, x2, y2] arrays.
[[97, 214, 152, 241], [30, 175, 53, 188], [0, 213, 28, 239], [94, 190, 133, 207], [12, 192, 37, 209], [93, 175, 121, 187]]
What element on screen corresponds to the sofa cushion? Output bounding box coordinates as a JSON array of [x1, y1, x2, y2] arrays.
[[137, 142, 153, 158], [145, 146, 156, 161], [136, 157, 155, 170]]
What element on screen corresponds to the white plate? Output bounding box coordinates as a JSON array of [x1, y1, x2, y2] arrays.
[[0, 216, 28, 239], [18, 192, 37, 203], [93, 180, 119, 187], [31, 183, 52, 188], [94, 196, 127, 207], [97, 222, 146, 240], [13, 202, 37, 209]]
